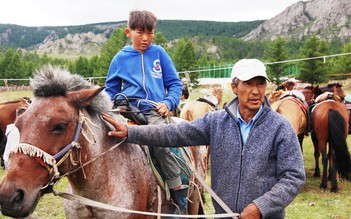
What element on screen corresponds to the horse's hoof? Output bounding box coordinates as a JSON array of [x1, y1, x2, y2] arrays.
[[330, 187, 338, 193], [319, 183, 327, 189]]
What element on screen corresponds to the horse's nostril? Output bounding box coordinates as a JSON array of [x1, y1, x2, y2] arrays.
[[10, 189, 24, 205]]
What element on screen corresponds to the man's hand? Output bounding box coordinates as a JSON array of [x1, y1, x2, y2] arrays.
[[101, 112, 128, 138], [156, 102, 170, 117], [239, 203, 261, 219]]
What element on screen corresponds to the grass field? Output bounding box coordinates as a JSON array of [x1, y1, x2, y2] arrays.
[[1, 88, 351, 218]]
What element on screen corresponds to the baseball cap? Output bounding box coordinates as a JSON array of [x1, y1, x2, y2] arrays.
[[231, 59, 269, 81]]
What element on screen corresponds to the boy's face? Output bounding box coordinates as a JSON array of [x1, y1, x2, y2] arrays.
[[125, 27, 154, 53]]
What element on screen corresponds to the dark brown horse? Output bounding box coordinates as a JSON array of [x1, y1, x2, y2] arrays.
[[0, 66, 207, 218], [319, 83, 345, 101], [311, 94, 351, 192], [0, 97, 31, 167]]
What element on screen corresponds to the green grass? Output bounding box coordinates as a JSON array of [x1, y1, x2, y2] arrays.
[[1, 88, 351, 218]]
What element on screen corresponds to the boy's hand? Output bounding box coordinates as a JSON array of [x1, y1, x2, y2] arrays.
[[101, 112, 128, 138], [156, 102, 169, 117]]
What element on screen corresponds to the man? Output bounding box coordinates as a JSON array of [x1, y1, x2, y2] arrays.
[[103, 59, 306, 218]]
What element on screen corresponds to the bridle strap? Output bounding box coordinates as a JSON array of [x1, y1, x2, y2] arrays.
[[9, 110, 85, 185]]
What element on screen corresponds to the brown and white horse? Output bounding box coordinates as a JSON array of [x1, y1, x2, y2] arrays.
[[0, 66, 207, 218]]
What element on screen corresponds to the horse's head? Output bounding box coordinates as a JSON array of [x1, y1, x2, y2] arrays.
[[212, 86, 223, 106], [266, 90, 283, 104], [0, 65, 110, 218], [331, 83, 345, 101]]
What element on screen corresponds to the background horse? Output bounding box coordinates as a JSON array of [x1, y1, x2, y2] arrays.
[[269, 90, 307, 150], [0, 66, 207, 218], [319, 83, 345, 101], [311, 94, 351, 192], [0, 97, 31, 167], [180, 86, 223, 121]]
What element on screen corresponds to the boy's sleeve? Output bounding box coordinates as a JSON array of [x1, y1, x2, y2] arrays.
[[161, 51, 182, 111], [105, 58, 122, 101]]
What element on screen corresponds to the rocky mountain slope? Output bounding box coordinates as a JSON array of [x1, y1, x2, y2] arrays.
[[243, 0, 351, 41]]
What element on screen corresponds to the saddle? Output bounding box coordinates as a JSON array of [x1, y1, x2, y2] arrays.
[[197, 94, 218, 108], [112, 94, 148, 125]]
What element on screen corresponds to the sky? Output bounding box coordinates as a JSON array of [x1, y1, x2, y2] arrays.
[[1, 0, 303, 27]]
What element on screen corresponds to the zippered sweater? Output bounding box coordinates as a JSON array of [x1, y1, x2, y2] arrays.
[[105, 44, 182, 111], [126, 96, 306, 218]]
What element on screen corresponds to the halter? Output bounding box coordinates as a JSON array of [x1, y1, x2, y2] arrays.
[[9, 110, 85, 189]]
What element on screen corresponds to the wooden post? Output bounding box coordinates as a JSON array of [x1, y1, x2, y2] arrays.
[[184, 72, 191, 91]]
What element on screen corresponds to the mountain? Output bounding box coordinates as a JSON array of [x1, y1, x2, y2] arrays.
[[0, 20, 263, 58], [243, 0, 351, 41]]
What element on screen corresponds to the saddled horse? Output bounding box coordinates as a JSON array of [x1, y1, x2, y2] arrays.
[[0, 97, 31, 167], [269, 90, 308, 150], [319, 83, 345, 101], [276, 81, 296, 91], [180, 86, 223, 121], [0, 66, 207, 218], [311, 92, 351, 192]]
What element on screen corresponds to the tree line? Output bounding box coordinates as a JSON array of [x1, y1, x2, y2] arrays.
[[0, 26, 350, 87]]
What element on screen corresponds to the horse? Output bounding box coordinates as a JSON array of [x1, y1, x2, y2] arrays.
[[0, 66, 207, 218], [180, 86, 223, 121], [310, 92, 351, 192], [276, 81, 296, 91], [0, 97, 31, 167], [269, 90, 308, 150], [319, 83, 345, 101]]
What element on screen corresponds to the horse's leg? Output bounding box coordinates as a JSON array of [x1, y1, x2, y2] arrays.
[[320, 147, 329, 189], [298, 133, 304, 152], [311, 131, 320, 177], [329, 147, 338, 192]]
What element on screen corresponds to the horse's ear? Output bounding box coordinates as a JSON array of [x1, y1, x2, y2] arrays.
[[68, 86, 105, 108]]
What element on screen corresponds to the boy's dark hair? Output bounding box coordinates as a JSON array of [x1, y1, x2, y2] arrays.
[[128, 10, 157, 32], [182, 89, 189, 99]]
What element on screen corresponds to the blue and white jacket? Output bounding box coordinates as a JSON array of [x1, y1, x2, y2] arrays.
[[105, 44, 182, 111]]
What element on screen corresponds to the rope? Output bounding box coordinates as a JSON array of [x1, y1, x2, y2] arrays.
[[55, 191, 239, 218]]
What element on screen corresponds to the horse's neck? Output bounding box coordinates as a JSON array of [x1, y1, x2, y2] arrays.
[[66, 114, 158, 205]]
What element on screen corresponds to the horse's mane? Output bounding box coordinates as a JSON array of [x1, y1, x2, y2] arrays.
[[0, 98, 26, 105], [327, 83, 342, 88], [30, 65, 112, 113]]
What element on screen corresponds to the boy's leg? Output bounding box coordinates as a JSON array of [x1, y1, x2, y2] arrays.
[[145, 111, 182, 188], [145, 111, 188, 215]]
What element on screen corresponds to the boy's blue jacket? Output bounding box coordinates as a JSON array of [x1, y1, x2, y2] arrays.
[[105, 44, 182, 111]]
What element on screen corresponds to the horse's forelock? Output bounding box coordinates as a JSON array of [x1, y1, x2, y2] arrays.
[[30, 65, 112, 112]]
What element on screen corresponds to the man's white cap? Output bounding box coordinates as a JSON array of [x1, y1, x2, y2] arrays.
[[231, 59, 269, 81]]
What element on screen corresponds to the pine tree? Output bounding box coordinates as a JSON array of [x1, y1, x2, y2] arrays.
[[265, 36, 288, 85], [298, 35, 330, 85]]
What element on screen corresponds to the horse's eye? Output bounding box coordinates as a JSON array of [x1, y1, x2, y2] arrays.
[[52, 124, 67, 134]]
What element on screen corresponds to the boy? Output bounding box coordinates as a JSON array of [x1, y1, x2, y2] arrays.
[[104, 10, 186, 214]]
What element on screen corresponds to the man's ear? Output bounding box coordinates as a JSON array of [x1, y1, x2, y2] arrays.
[[231, 83, 237, 95]]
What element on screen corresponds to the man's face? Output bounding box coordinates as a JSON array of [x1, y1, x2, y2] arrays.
[[125, 27, 154, 53], [232, 76, 267, 112]]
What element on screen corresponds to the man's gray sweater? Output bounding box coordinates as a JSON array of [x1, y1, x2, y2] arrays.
[[127, 97, 306, 218]]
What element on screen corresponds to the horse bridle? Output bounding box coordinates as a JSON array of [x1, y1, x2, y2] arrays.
[[9, 110, 85, 190]]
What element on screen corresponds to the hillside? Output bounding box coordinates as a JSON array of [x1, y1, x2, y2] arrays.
[[243, 0, 351, 41]]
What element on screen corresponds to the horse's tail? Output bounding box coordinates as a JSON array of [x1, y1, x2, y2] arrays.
[[328, 109, 351, 180]]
